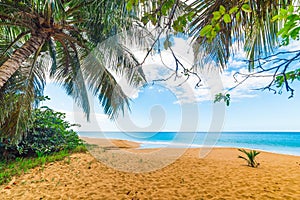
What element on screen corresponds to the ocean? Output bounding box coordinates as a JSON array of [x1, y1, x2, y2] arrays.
[[78, 131, 300, 156]]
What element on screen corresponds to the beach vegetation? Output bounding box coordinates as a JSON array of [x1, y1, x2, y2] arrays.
[[0, 103, 87, 186], [0, 105, 85, 160], [1, 1, 300, 140], [1, 1, 299, 141], [0, 1, 298, 185], [0, 0, 147, 141], [238, 149, 260, 168]]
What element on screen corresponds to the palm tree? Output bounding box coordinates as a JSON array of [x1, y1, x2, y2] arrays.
[[0, 0, 148, 140]]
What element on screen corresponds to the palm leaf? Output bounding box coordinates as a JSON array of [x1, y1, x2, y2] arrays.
[[0, 55, 47, 142], [238, 148, 260, 167], [49, 39, 90, 119], [81, 48, 131, 119], [238, 155, 249, 162], [188, 0, 294, 69]]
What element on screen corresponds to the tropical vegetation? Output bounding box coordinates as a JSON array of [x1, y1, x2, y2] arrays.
[[238, 149, 260, 168], [1, 0, 300, 147], [0, 102, 86, 185], [0, 0, 147, 141], [0, 105, 84, 160]]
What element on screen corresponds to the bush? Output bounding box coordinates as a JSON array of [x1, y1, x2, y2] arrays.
[[0, 106, 83, 160], [238, 149, 260, 168]]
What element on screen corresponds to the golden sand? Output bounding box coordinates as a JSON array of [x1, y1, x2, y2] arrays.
[[1, 138, 299, 199]]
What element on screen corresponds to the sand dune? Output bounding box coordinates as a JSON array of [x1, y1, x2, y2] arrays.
[[1, 138, 299, 199]]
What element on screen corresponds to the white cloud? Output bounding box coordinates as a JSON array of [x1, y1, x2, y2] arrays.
[[45, 32, 300, 106], [132, 37, 276, 104], [227, 57, 246, 69], [44, 35, 280, 107]]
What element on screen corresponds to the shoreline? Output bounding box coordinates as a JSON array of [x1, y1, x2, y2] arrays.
[[80, 136, 300, 157]]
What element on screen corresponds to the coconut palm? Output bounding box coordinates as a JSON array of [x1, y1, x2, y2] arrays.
[[0, 0, 148, 140]]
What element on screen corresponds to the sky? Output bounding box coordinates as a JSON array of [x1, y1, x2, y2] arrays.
[[42, 36, 300, 132]]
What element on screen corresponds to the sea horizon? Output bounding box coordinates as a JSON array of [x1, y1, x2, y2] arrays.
[[78, 131, 300, 156]]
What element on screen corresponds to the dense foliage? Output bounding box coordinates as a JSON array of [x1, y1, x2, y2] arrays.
[[1, 0, 300, 144], [0, 106, 83, 160], [0, 0, 147, 140]]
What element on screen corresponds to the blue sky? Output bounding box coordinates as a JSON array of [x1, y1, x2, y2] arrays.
[[42, 37, 300, 132], [43, 81, 300, 132]]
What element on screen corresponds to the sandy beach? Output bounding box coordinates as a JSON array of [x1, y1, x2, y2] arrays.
[[1, 138, 299, 199]]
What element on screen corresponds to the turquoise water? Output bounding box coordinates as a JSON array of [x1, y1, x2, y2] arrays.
[[78, 132, 300, 156]]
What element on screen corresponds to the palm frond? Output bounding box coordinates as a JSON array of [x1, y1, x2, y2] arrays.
[[188, 0, 293, 69], [238, 155, 249, 162], [49, 39, 90, 119], [81, 47, 130, 119], [97, 34, 148, 86], [79, 27, 153, 118], [0, 54, 47, 142], [0, 26, 30, 59]]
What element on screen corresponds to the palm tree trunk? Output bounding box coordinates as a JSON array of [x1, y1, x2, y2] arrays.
[[0, 35, 45, 88]]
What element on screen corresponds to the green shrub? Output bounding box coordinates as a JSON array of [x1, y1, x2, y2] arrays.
[[238, 149, 260, 168], [0, 106, 83, 160]]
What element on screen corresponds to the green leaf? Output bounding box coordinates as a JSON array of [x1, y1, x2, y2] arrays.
[[271, 15, 279, 22], [229, 6, 238, 14], [213, 11, 221, 20], [287, 14, 300, 22], [215, 23, 221, 32], [236, 12, 241, 21], [219, 5, 226, 15], [141, 15, 149, 25], [290, 27, 300, 40], [161, 4, 169, 16], [278, 26, 288, 35], [172, 19, 185, 32], [180, 17, 187, 26], [288, 5, 294, 14], [223, 14, 231, 23], [149, 15, 157, 25], [279, 8, 288, 16], [187, 12, 195, 21], [126, 1, 133, 11], [200, 25, 213, 37], [241, 4, 251, 13], [211, 29, 217, 38]]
